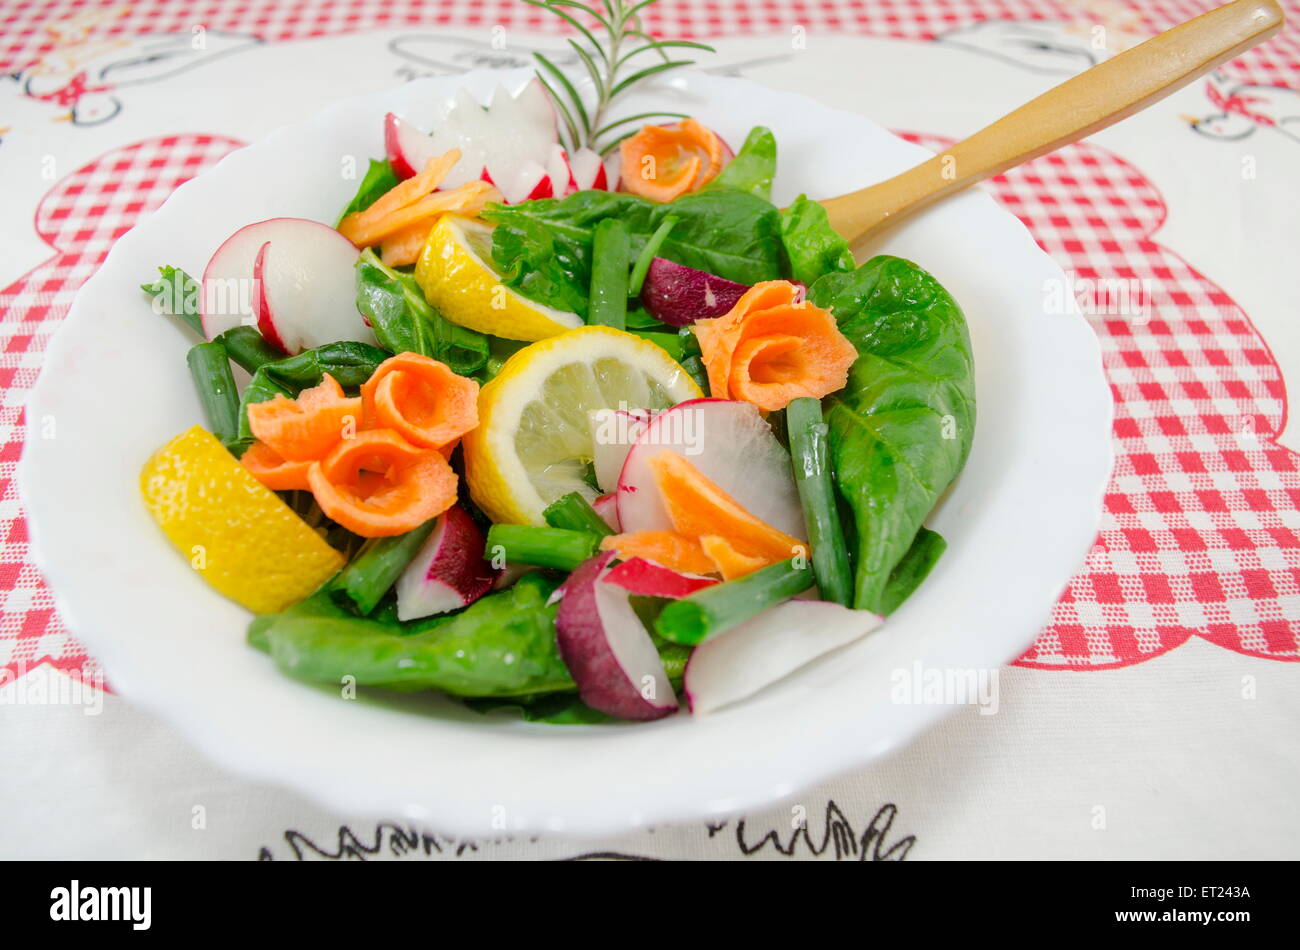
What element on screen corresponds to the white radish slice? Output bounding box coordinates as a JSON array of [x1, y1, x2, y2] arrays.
[[545, 144, 573, 196], [246, 218, 372, 354], [589, 407, 654, 493], [395, 505, 499, 621], [592, 493, 622, 532], [555, 553, 677, 721], [384, 111, 444, 180], [568, 147, 608, 191], [684, 600, 884, 715], [603, 558, 716, 599], [616, 398, 806, 540], [200, 220, 272, 340]]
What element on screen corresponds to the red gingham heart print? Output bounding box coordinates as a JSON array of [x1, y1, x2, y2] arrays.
[[0, 134, 246, 687]]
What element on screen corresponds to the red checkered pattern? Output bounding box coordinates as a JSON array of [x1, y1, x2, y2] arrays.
[[0, 134, 245, 686], [1, 1, 1297, 687], [2, 1, 1299, 87]]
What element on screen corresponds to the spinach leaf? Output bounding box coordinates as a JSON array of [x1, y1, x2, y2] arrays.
[[355, 249, 489, 376], [486, 187, 783, 318], [780, 194, 856, 286], [877, 527, 947, 615], [337, 158, 399, 223], [708, 126, 776, 200], [810, 256, 975, 613], [260, 573, 576, 697]]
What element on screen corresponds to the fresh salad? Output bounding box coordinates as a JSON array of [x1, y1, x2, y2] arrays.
[[138, 0, 975, 723]]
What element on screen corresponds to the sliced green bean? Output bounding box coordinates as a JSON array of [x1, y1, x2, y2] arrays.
[[654, 558, 813, 645], [328, 518, 438, 616], [485, 524, 600, 572], [786, 397, 853, 606], [628, 214, 677, 297], [217, 325, 284, 374], [185, 341, 240, 446], [543, 491, 614, 537]]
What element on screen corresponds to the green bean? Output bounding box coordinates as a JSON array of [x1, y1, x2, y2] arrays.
[[543, 491, 614, 537], [654, 558, 813, 645], [588, 217, 630, 329], [786, 397, 853, 606], [217, 326, 284, 374], [628, 214, 678, 297], [327, 518, 438, 615], [485, 524, 600, 572], [185, 341, 240, 446]]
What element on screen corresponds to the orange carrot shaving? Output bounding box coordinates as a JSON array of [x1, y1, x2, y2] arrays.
[[649, 450, 804, 564], [339, 180, 500, 248], [338, 150, 460, 242], [307, 429, 457, 537], [691, 280, 857, 411], [240, 441, 313, 492], [699, 535, 768, 581], [599, 530, 717, 576], [619, 118, 725, 203], [246, 373, 362, 462], [361, 352, 479, 450], [380, 220, 435, 267]]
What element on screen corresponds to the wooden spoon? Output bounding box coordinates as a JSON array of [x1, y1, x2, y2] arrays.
[[819, 0, 1285, 245]]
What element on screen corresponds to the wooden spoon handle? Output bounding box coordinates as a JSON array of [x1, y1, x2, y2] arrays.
[[820, 0, 1285, 244]]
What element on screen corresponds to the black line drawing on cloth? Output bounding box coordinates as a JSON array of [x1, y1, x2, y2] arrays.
[[709, 801, 916, 861], [1185, 73, 1300, 144], [6, 29, 261, 127], [935, 20, 1104, 75]]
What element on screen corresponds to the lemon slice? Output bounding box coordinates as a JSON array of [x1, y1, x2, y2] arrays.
[[415, 214, 583, 341], [464, 326, 702, 524], [141, 425, 344, 614]]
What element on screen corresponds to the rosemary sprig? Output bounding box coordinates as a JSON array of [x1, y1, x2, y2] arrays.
[[523, 0, 715, 156]]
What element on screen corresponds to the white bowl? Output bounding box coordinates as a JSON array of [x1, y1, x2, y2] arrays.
[[19, 70, 1112, 836]]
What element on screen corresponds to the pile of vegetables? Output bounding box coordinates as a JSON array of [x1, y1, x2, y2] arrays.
[[139, 0, 975, 724]]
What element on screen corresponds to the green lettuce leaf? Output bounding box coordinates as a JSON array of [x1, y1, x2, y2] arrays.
[[709, 125, 776, 200]]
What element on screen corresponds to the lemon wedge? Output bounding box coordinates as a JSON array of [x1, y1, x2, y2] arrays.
[[415, 214, 583, 341], [464, 326, 702, 524], [140, 426, 343, 614]]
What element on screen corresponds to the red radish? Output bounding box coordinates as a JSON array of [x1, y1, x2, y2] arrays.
[[567, 147, 608, 192], [250, 241, 287, 354], [384, 111, 443, 181], [683, 600, 884, 715], [641, 258, 750, 327], [245, 218, 372, 354], [395, 505, 499, 621], [617, 398, 806, 539], [604, 558, 717, 599], [592, 493, 621, 533], [555, 552, 678, 721], [589, 407, 654, 493], [493, 562, 537, 592]]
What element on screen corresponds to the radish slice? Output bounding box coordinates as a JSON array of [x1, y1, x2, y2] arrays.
[[240, 218, 371, 354], [395, 505, 499, 621], [617, 398, 806, 540], [684, 600, 884, 715], [555, 553, 677, 720], [641, 257, 750, 327], [384, 111, 443, 181], [568, 147, 607, 191], [592, 493, 622, 533], [589, 407, 653, 493], [604, 558, 716, 599]]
